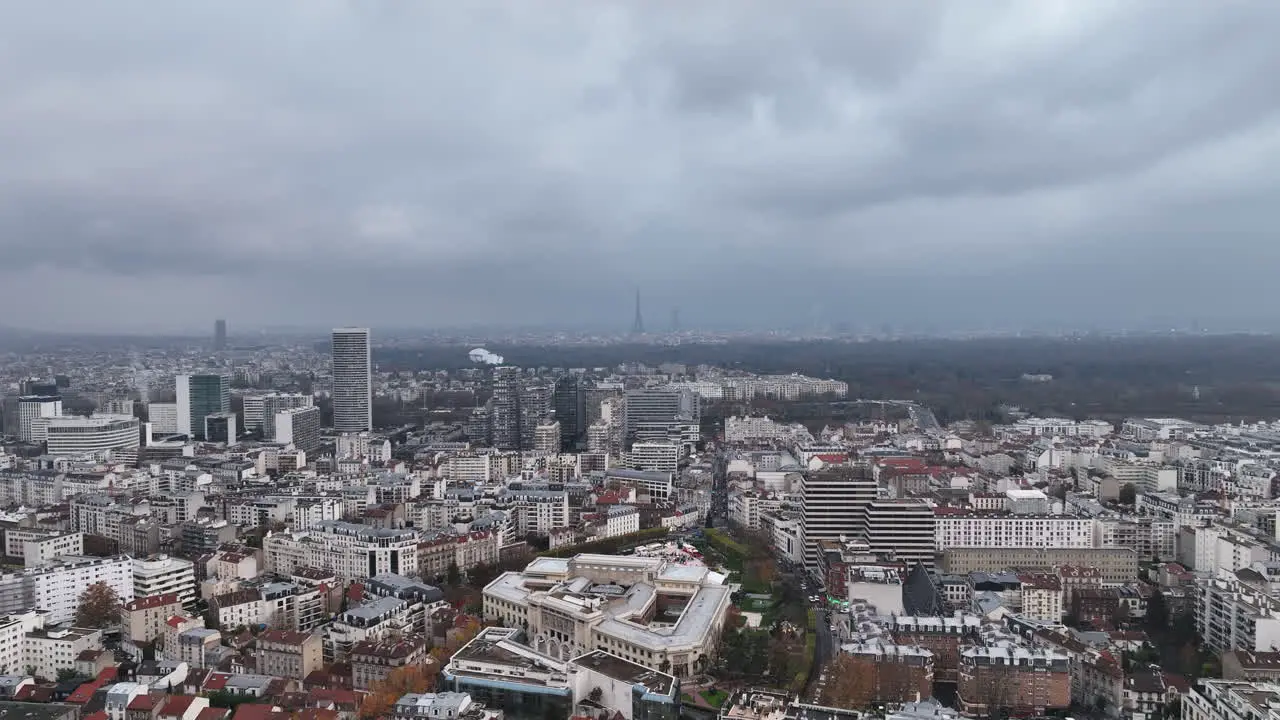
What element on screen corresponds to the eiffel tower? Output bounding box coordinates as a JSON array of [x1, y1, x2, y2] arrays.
[[631, 289, 645, 335]]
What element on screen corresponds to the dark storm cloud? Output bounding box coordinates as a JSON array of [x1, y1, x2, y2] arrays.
[[1, 0, 1279, 333]]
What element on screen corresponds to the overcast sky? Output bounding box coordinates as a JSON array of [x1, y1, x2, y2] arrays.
[[3, 1, 1280, 335]]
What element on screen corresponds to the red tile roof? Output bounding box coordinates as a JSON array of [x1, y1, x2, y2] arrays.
[[68, 679, 106, 704], [160, 695, 197, 718], [232, 705, 289, 720], [128, 694, 158, 711], [203, 673, 230, 691]]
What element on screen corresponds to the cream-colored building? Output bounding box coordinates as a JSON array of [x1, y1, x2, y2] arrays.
[[256, 630, 323, 680], [123, 593, 183, 648], [483, 553, 731, 678], [263, 521, 418, 582]]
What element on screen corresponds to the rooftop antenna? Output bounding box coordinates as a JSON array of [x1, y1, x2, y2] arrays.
[[631, 289, 645, 335]]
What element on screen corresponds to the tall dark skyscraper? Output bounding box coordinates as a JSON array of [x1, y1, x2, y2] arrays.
[[553, 375, 586, 450], [491, 366, 522, 451], [631, 289, 645, 335], [214, 319, 227, 350]]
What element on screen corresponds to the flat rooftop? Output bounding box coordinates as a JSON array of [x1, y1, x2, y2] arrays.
[[572, 650, 676, 697]]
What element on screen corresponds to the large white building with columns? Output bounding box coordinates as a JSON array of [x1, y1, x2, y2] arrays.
[[482, 553, 731, 678]]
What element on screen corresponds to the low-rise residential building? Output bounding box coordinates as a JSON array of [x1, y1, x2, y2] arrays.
[[123, 594, 183, 650], [23, 625, 101, 681], [257, 630, 323, 681], [350, 636, 430, 690], [956, 646, 1071, 716]]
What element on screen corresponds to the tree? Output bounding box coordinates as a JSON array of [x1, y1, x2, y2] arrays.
[[1145, 590, 1169, 634], [56, 668, 86, 682], [1112, 601, 1131, 628], [1118, 483, 1137, 505], [825, 655, 876, 710], [358, 665, 436, 719], [75, 582, 123, 628], [446, 562, 461, 587]]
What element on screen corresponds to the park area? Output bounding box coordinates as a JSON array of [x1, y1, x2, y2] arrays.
[[688, 527, 817, 695]]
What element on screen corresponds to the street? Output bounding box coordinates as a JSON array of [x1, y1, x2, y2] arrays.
[[806, 606, 834, 702]]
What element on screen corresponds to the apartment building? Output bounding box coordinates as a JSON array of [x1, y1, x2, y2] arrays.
[[416, 531, 500, 582], [1184, 680, 1280, 720], [122, 593, 183, 649], [350, 635, 430, 690], [256, 630, 323, 680], [0, 555, 134, 625], [627, 442, 680, 474], [839, 642, 935, 706], [4, 530, 83, 568], [24, 626, 102, 681], [1018, 574, 1065, 622], [933, 511, 1094, 550], [940, 548, 1138, 583], [134, 556, 197, 609], [1197, 572, 1280, 653], [1094, 518, 1177, 562], [263, 521, 419, 582], [956, 646, 1071, 716]]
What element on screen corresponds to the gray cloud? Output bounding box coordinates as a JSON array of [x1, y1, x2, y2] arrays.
[[1, 0, 1279, 334]]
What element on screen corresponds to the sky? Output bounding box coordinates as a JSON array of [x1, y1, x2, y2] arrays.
[[3, 1, 1280, 335]]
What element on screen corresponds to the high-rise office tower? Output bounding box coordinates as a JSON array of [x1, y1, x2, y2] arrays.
[[176, 374, 230, 440], [553, 375, 586, 451], [799, 466, 877, 567], [623, 388, 699, 447], [214, 319, 227, 351], [862, 499, 936, 569], [331, 328, 372, 433], [490, 366, 523, 451], [519, 382, 554, 451]]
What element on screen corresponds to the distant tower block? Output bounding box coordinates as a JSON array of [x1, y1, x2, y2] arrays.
[[670, 307, 680, 333], [631, 290, 645, 335], [214, 319, 227, 351]]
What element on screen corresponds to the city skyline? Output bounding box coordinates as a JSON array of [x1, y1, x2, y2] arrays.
[[1, 3, 1279, 333]]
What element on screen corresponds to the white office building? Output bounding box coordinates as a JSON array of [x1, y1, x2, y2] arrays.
[[627, 441, 680, 474], [41, 415, 140, 458], [148, 402, 179, 435], [332, 328, 372, 433], [800, 467, 877, 567], [17, 396, 62, 443], [863, 499, 936, 568]]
